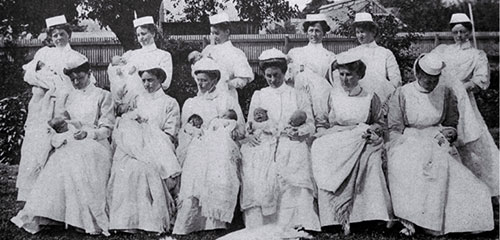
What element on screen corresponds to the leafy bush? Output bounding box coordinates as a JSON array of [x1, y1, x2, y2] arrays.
[[0, 91, 30, 164], [237, 74, 269, 119]]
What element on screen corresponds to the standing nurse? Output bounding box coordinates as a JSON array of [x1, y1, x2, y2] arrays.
[[201, 12, 254, 100], [16, 15, 82, 201], [345, 12, 401, 104], [431, 13, 498, 197]]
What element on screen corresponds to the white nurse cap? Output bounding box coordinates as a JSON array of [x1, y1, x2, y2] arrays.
[[305, 13, 328, 22], [354, 12, 374, 23], [335, 51, 362, 65], [133, 16, 155, 28], [46, 15, 67, 28], [417, 53, 445, 76], [64, 51, 89, 72], [449, 13, 471, 24], [209, 12, 230, 25], [193, 57, 221, 72], [258, 48, 287, 61]]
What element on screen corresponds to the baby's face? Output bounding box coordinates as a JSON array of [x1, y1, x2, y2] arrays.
[[254, 109, 268, 122], [189, 118, 203, 128], [111, 56, 127, 66]]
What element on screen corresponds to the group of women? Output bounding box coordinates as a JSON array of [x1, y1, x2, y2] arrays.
[[10, 10, 498, 239]]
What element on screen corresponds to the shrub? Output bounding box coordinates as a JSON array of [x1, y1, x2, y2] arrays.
[[0, 90, 30, 164]]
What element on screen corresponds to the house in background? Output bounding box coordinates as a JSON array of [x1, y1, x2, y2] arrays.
[[293, 0, 398, 33]]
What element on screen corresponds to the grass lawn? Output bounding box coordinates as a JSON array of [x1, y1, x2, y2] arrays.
[[0, 163, 498, 240]]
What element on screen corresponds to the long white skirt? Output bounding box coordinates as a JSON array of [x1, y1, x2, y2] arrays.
[[11, 138, 112, 235]]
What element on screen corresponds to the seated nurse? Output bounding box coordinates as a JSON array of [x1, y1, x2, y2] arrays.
[[11, 51, 115, 236], [387, 53, 494, 236], [311, 52, 393, 235], [107, 65, 181, 234]]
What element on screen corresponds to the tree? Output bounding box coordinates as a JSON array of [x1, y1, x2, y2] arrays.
[[80, 0, 163, 51], [179, 0, 299, 26]]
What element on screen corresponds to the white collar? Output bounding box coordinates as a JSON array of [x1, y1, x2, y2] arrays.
[[307, 42, 325, 50], [361, 41, 378, 48], [217, 40, 233, 47], [413, 81, 432, 93], [145, 88, 165, 100], [455, 40, 472, 50], [55, 44, 72, 52], [141, 43, 158, 52], [76, 81, 94, 93], [269, 83, 290, 94]]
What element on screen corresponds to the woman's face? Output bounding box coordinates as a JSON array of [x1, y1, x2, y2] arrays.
[[69, 71, 91, 90], [141, 71, 162, 93], [196, 73, 217, 93], [339, 67, 360, 91], [264, 66, 285, 88], [307, 22, 325, 44], [355, 27, 375, 45], [210, 26, 229, 44], [451, 24, 470, 44], [417, 72, 440, 92], [51, 28, 70, 48], [136, 26, 155, 47]]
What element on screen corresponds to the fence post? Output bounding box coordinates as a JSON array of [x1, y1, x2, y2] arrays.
[[284, 34, 290, 54]]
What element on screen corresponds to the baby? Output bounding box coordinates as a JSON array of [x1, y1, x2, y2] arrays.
[[110, 55, 136, 75], [184, 114, 204, 138], [247, 107, 278, 138], [283, 110, 309, 141], [435, 127, 460, 160], [188, 51, 203, 66], [209, 109, 238, 132], [47, 113, 83, 148]]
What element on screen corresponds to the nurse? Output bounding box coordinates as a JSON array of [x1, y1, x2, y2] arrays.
[[345, 12, 401, 103], [16, 15, 83, 201], [201, 12, 254, 100], [430, 13, 499, 197], [108, 16, 173, 109], [287, 14, 336, 119]]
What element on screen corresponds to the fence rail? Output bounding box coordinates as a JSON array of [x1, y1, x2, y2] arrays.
[[1, 32, 498, 88]]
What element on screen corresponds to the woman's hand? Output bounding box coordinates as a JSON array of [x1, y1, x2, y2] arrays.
[[74, 130, 88, 140], [363, 129, 383, 145], [244, 135, 261, 147], [128, 66, 137, 75], [440, 127, 457, 143], [464, 81, 480, 93]]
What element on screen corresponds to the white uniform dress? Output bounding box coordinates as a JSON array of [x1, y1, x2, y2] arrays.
[[202, 41, 254, 100], [107, 89, 181, 233], [311, 88, 393, 227], [17, 44, 83, 201], [431, 41, 499, 196], [108, 43, 173, 105], [11, 84, 115, 235], [243, 84, 321, 231], [387, 82, 493, 234], [345, 41, 401, 103], [173, 89, 245, 235], [287, 43, 336, 122]]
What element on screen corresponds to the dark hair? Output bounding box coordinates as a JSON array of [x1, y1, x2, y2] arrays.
[[211, 22, 231, 33], [333, 60, 367, 79], [450, 22, 472, 32], [303, 21, 331, 34], [45, 24, 72, 45], [48, 117, 67, 133], [63, 62, 91, 76], [353, 22, 378, 36], [188, 114, 203, 124], [259, 59, 288, 74], [415, 59, 441, 77], [138, 68, 167, 83], [135, 24, 162, 47], [225, 109, 237, 121], [194, 70, 221, 82]]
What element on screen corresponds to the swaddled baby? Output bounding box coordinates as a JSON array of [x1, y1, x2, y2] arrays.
[[283, 110, 309, 141], [247, 107, 278, 139], [184, 114, 204, 138], [47, 112, 84, 148], [208, 109, 238, 136]]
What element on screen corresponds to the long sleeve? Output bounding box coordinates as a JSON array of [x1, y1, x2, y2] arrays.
[[385, 50, 402, 88], [159, 51, 173, 90], [296, 90, 316, 136], [441, 87, 459, 128], [181, 98, 195, 127], [227, 51, 255, 88], [315, 91, 332, 130], [387, 88, 406, 140], [161, 98, 181, 138], [470, 50, 490, 90], [228, 95, 246, 138], [89, 91, 115, 141]]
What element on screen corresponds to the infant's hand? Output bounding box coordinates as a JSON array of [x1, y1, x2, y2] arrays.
[[74, 130, 88, 140], [128, 66, 137, 75]]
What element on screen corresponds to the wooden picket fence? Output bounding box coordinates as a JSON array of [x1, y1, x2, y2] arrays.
[[1, 32, 498, 88]]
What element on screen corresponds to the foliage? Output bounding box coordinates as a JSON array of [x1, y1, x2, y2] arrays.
[[179, 0, 299, 27], [379, 0, 499, 32], [0, 91, 30, 165], [237, 74, 268, 119], [161, 37, 203, 107], [0, 0, 80, 40], [333, 6, 419, 84], [0, 41, 29, 99]]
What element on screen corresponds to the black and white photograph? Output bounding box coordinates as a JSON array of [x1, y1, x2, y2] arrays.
[[0, 0, 498, 239]]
